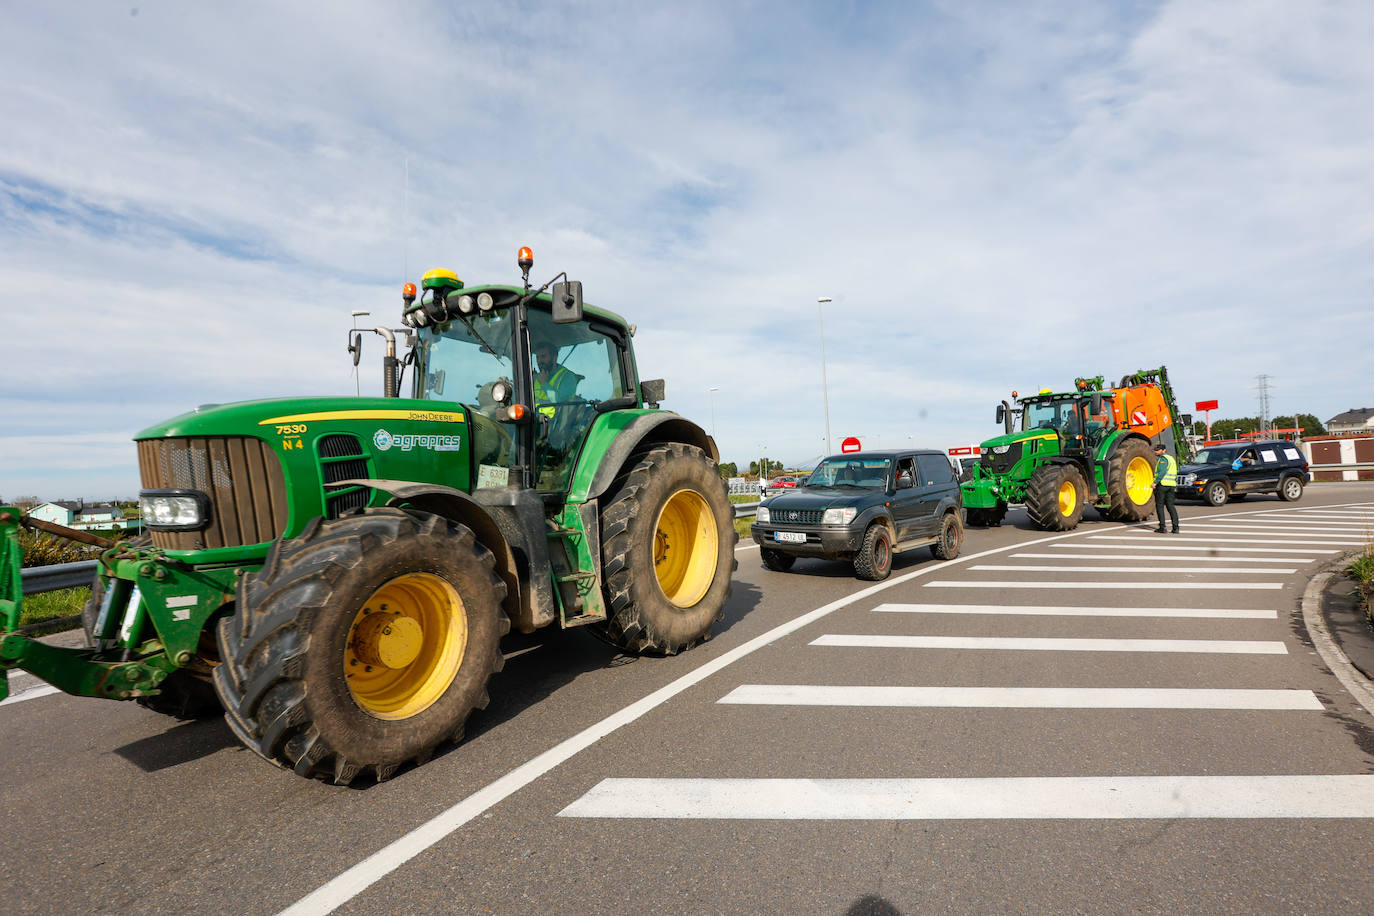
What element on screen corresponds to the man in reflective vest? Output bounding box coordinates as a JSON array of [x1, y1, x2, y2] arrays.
[[532, 340, 579, 419], [1152, 443, 1179, 534]]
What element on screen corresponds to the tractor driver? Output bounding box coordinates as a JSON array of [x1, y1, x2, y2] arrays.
[[532, 338, 580, 419]]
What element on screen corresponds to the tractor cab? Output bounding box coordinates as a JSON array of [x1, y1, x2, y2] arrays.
[[1018, 391, 1115, 451], [400, 254, 640, 494]]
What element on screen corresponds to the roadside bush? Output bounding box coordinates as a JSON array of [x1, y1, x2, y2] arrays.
[[1348, 541, 1374, 625], [18, 529, 103, 566]]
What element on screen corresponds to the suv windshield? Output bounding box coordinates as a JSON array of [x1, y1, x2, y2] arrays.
[[1193, 447, 1236, 465], [806, 457, 892, 488]]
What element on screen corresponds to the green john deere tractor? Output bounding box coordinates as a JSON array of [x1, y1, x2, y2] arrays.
[[962, 367, 1192, 531], [0, 248, 736, 784]]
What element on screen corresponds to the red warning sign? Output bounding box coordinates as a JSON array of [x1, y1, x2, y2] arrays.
[[1131, 409, 1148, 426], [840, 436, 862, 453]]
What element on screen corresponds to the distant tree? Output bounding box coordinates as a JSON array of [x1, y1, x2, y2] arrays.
[[717, 461, 738, 478]]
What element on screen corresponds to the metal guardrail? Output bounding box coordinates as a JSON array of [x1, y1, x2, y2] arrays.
[[1310, 462, 1374, 472], [733, 501, 761, 518], [20, 560, 98, 596]]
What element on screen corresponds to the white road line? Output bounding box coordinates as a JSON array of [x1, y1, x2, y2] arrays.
[[1130, 531, 1361, 544], [924, 580, 1283, 590], [1097, 534, 1356, 546], [0, 685, 62, 707], [1178, 523, 1372, 534], [871, 603, 1275, 619], [810, 634, 1287, 654], [735, 543, 759, 552], [1013, 552, 1312, 564], [1067, 542, 1336, 554], [718, 685, 1323, 710], [557, 775, 1374, 820], [972, 564, 1294, 574]]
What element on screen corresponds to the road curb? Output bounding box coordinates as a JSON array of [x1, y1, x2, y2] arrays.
[[1301, 559, 1374, 718]]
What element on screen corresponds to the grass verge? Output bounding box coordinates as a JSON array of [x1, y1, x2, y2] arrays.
[[1348, 537, 1374, 625], [18, 586, 90, 629]]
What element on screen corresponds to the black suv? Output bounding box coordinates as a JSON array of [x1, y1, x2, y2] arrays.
[[1175, 440, 1310, 506], [750, 449, 963, 580]]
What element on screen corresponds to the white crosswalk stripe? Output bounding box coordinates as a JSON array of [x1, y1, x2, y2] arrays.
[[718, 685, 1322, 709], [810, 634, 1287, 653], [972, 564, 1295, 574], [925, 580, 1283, 590], [1067, 542, 1336, 554], [559, 776, 1374, 820], [1013, 552, 1313, 563], [871, 603, 1275, 618]]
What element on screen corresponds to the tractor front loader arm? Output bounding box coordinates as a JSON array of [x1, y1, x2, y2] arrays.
[[0, 507, 227, 704]]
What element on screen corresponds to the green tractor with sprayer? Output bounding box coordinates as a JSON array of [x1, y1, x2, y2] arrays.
[[0, 247, 736, 784], [961, 366, 1193, 531]]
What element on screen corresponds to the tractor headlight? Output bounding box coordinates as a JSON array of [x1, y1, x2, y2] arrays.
[[455, 294, 476, 315], [477, 292, 495, 312], [992, 444, 1011, 454], [755, 506, 770, 524], [822, 507, 857, 526], [139, 490, 210, 531]]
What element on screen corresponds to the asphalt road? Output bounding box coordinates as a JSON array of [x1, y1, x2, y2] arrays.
[[4, 484, 1374, 915]]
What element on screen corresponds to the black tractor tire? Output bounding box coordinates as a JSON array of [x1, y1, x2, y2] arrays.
[[1025, 464, 1087, 531], [595, 443, 736, 655], [1104, 438, 1157, 522], [931, 512, 963, 561], [80, 536, 222, 720], [1204, 480, 1229, 507], [1278, 475, 1305, 502], [966, 505, 1007, 528], [212, 508, 508, 784], [760, 548, 796, 572], [853, 524, 893, 581]]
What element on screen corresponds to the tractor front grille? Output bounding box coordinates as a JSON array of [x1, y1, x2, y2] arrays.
[[980, 442, 1024, 474], [137, 437, 288, 550]]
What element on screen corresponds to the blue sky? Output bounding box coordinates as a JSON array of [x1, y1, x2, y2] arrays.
[[1, 1, 1371, 499]]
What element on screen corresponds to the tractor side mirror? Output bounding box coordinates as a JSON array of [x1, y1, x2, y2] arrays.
[[1090, 394, 1102, 415], [640, 378, 666, 407], [551, 281, 583, 324], [1181, 413, 1192, 427], [995, 404, 1005, 426]]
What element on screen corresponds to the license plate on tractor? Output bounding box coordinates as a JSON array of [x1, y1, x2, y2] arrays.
[[774, 531, 805, 544]]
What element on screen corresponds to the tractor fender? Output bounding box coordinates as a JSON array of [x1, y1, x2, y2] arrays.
[[569, 411, 718, 505], [1039, 455, 1096, 490], [329, 479, 533, 631]]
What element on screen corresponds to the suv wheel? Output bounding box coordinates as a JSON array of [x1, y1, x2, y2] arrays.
[[1204, 480, 1228, 507], [1278, 475, 1304, 502], [931, 512, 962, 561], [854, 525, 893, 581]]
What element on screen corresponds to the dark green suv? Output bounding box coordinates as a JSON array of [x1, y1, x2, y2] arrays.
[[1176, 439, 1311, 505], [750, 449, 963, 580]]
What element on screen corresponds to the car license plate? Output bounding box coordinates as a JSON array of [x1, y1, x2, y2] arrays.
[[774, 531, 805, 544]]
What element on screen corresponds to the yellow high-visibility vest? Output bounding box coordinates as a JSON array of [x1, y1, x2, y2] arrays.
[[534, 366, 571, 418], [1157, 453, 1177, 487]]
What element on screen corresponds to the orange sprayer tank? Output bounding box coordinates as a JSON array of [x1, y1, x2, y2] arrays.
[[1108, 382, 1174, 439]]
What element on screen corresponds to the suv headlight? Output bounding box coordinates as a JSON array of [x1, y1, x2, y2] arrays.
[[822, 507, 857, 526], [755, 506, 770, 524], [140, 489, 210, 531], [1177, 473, 1195, 485]]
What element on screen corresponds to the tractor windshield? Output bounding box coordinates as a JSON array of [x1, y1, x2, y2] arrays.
[[416, 310, 515, 405], [1021, 399, 1080, 434]]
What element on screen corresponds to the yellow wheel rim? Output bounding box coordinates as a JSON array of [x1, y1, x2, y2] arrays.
[[653, 488, 719, 608], [1125, 456, 1153, 504], [345, 572, 466, 720], [1058, 479, 1077, 516]]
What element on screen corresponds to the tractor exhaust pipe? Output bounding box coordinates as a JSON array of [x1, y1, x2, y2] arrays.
[[374, 327, 399, 398]]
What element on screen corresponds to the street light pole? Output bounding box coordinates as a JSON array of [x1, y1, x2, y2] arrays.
[[818, 296, 833, 454], [708, 386, 720, 439]]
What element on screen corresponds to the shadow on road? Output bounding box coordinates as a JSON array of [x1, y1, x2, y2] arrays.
[[114, 716, 240, 772]]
